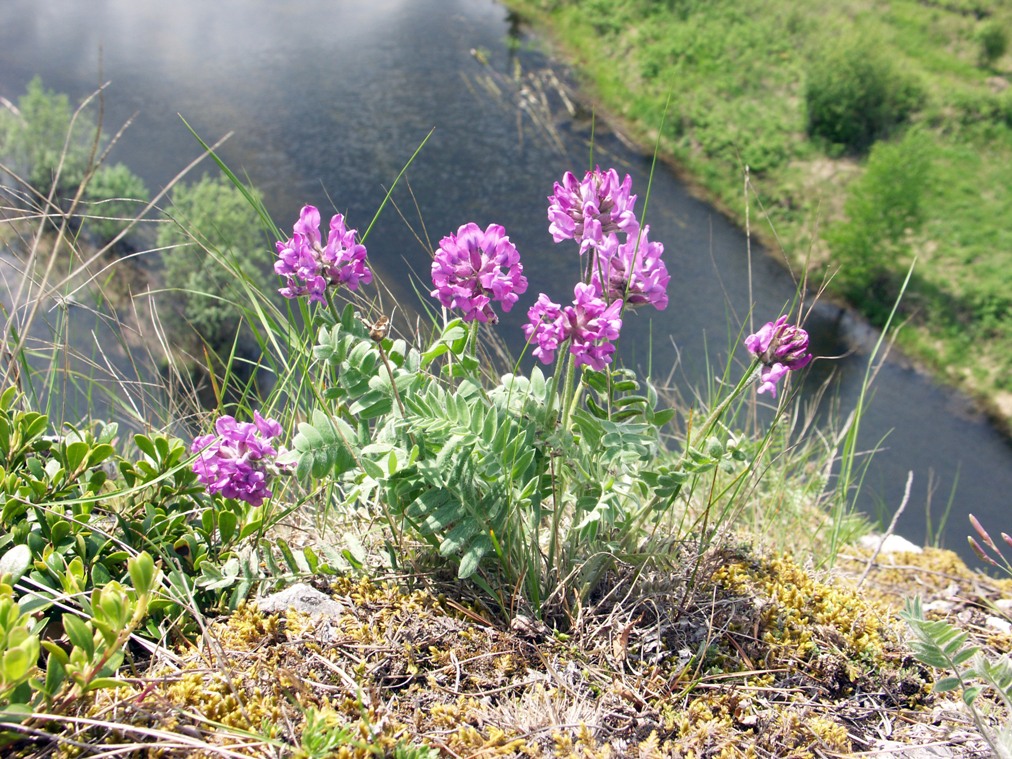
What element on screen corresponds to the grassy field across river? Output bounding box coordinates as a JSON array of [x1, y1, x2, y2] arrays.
[[502, 0, 1012, 430]]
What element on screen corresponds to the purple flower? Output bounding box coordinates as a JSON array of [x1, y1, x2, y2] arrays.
[[564, 283, 623, 370], [431, 222, 528, 323], [744, 315, 812, 398], [547, 167, 638, 253], [275, 205, 371, 303], [191, 411, 287, 507], [525, 283, 623, 371], [523, 293, 566, 364], [592, 225, 669, 310]]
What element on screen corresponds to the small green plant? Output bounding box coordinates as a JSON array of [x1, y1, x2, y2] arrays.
[[296, 707, 437, 759], [0, 550, 158, 742], [0, 76, 95, 195], [0, 578, 40, 715], [81, 162, 150, 246], [901, 596, 1012, 759]]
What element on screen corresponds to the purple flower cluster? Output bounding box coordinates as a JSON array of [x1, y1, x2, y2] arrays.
[[523, 283, 623, 371], [191, 412, 287, 507], [548, 167, 639, 254], [430, 222, 528, 323], [275, 205, 371, 303], [524, 168, 668, 370], [592, 226, 670, 311], [422, 168, 667, 372], [744, 315, 813, 397]]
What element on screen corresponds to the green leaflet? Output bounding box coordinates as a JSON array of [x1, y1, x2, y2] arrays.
[[901, 596, 1012, 758], [293, 410, 358, 480], [384, 381, 537, 579]]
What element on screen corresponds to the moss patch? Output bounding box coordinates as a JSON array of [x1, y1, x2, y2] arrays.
[[28, 544, 997, 757]]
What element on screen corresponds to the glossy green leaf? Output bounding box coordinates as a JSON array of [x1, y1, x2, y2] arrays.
[[62, 614, 94, 658]]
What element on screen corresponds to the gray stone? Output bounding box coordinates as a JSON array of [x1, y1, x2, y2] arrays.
[[255, 583, 345, 619]]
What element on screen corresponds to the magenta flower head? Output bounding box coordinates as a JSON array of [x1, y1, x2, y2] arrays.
[[548, 167, 638, 253], [565, 283, 624, 370], [431, 222, 528, 323], [744, 315, 813, 397], [523, 293, 566, 364], [275, 205, 372, 303], [191, 411, 288, 507], [525, 283, 623, 371], [593, 225, 669, 310]]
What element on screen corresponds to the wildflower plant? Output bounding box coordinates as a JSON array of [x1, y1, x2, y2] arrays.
[[897, 514, 1012, 759], [186, 165, 813, 621]]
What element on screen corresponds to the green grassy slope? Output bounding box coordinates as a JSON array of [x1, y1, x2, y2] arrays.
[[504, 0, 1012, 429]]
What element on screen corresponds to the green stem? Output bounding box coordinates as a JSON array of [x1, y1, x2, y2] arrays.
[[543, 367, 562, 427], [692, 358, 760, 445], [325, 291, 343, 326], [558, 351, 578, 432]]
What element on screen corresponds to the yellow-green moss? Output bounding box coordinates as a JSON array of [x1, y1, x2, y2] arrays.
[[713, 552, 890, 663]]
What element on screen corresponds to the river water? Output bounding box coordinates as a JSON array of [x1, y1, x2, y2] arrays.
[[1, 0, 1009, 565]]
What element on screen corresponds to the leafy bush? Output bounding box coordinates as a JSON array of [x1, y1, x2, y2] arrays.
[[0, 76, 95, 195], [157, 175, 274, 352], [977, 20, 1008, 69], [825, 131, 930, 320], [0, 381, 333, 731], [0, 78, 151, 254], [80, 162, 150, 246], [804, 38, 924, 153]]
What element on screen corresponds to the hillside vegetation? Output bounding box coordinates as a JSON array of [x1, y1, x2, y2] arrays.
[[503, 0, 1012, 429]]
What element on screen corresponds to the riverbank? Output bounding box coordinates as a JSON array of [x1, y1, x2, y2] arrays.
[[500, 0, 1012, 436]]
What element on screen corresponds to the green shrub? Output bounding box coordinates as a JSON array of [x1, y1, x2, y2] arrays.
[[804, 38, 924, 153], [0, 76, 95, 195], [157, 175, 274, 351], [977, 20, 1008, 69], [81, 163, 150, 246], [0, 79, 150, 251], [825, 131, 930, 318]]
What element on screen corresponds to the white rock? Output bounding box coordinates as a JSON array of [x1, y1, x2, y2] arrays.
[[985, 615, 1012, 635], [858, 534, 923, 554], [867, 741, 955, 758]]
